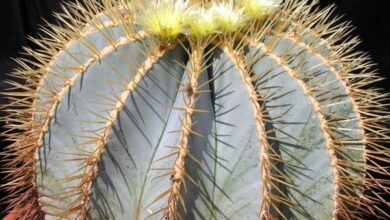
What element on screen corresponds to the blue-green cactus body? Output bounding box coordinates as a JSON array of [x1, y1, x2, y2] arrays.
[[2, 1, 388, 220], [37, 39, 153, 216]]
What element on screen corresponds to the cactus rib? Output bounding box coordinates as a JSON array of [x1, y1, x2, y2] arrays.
[[246, 36, 343, 217], [161, 42, 204, 220], [222, 44, 286, 219], [276, 7, 390, 215], [275, 30, 367, 207], [59, 44, 172, 218], [278, 1, 390, 216], [36, 32, 147, 148], [35, 32, 147, 217]]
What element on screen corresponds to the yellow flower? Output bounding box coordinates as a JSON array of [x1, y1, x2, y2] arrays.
[[209, 2, 245, 33], [237, 0, 281, 19], [184, 7, 217, 38], [139, 0, 187, 40]]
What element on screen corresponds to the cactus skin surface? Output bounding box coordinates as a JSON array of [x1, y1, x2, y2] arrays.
[[1, 0, 389, 219]]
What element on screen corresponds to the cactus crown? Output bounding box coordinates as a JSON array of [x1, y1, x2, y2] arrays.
[[1, 0, 389, 219]]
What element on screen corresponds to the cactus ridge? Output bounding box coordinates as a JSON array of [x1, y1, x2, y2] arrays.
[[246, 36, 343, 217], [1, 0, 389, 219], [222, 44, 291, 218]]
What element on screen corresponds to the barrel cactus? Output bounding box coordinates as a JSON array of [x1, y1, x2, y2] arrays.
[[2, 0, 389, 219]]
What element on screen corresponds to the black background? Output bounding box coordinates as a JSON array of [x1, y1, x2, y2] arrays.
[[0, 0, 389, 218]]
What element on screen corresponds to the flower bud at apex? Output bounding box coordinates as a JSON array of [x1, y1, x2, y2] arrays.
[[237, 0, 281, 19], [139, 0, 279, 39], [209, 2, 245, 33], [139, 0, 187, 40], [184, 6, 217, 38]]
